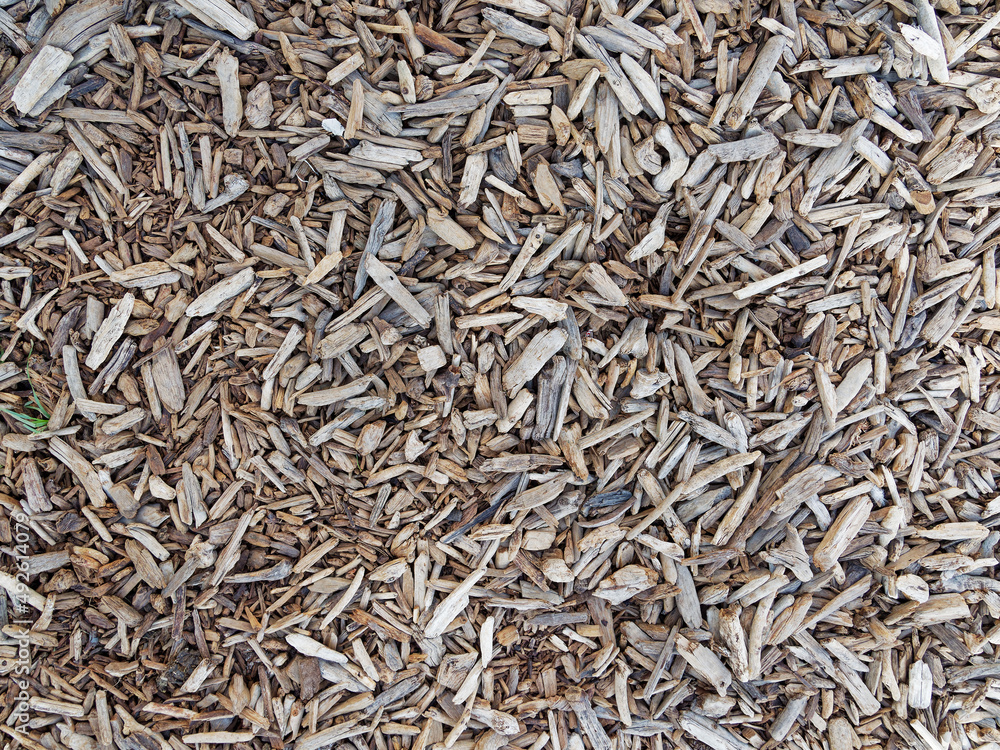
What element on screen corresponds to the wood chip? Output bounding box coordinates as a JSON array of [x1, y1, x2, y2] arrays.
[[1, 2, 997, 750]]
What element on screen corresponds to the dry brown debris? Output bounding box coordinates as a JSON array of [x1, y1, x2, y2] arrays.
[[2, 0, 1000, 748]]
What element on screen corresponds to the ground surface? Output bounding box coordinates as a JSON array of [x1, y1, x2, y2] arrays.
[[1, 1, 1000, 750]]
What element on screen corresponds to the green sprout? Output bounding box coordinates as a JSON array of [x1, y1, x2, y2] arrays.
[[0, 367, 50, 433]]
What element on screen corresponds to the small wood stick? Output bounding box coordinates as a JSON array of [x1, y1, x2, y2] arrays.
[[627, 451, 760, 539], [345, 78, 365, 139], [364, 255, 432, 327], [734, 255, 828, 300], [0, 151, 55, 214], [726, 36, 787, 129]]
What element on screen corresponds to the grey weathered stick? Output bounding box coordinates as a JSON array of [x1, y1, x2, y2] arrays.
[[425, 567, 486, 638], [65, 123, 125, 195], [12, 45, 72, 114], [734, 255, 828, 300], [353, 198, 397, 300], [86, 293, 134, 370], [726, 37, 787, 128], [364, 256, 432, 328], [0, 151, 55, 214], [186, 267, 256, 318], [174, 0, 258, 40], [913, 0, 949, 82], [215, 50, 242, 137], [627, 451, 760, 539], [708, 132, 780, 163]]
